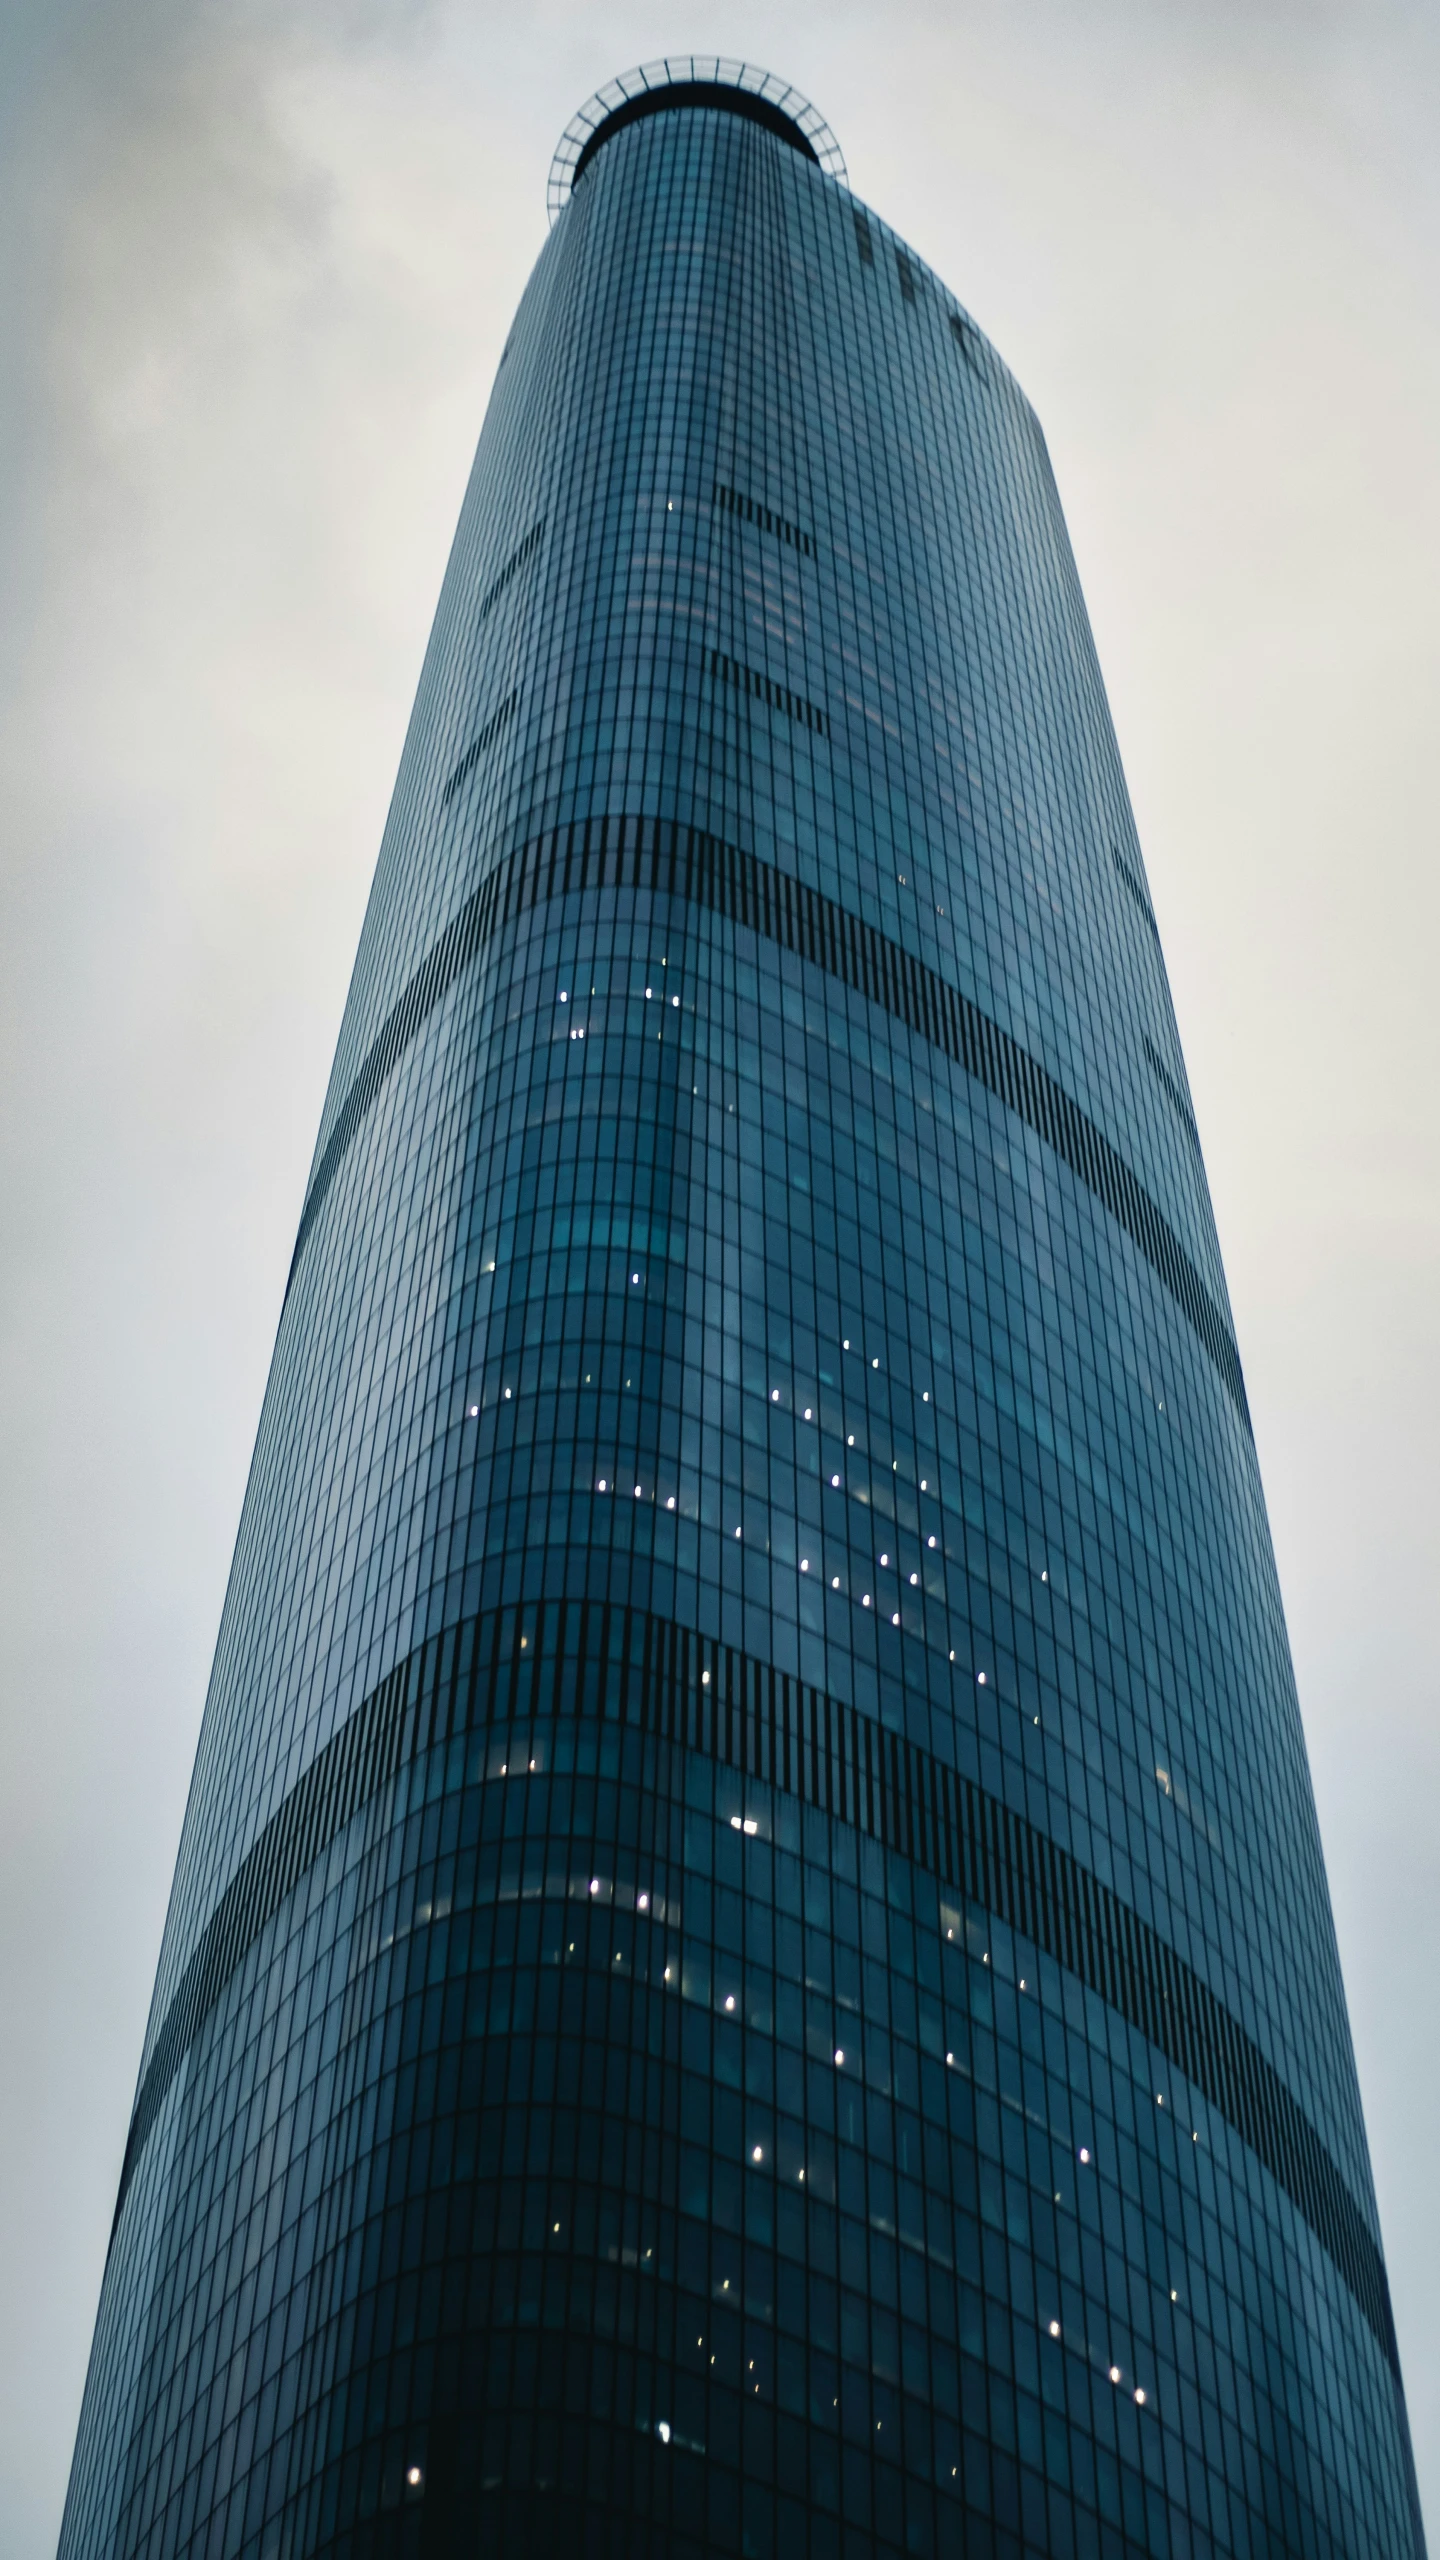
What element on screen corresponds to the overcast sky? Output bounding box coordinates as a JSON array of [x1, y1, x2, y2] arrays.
[[2, 1, 1437, 2548]]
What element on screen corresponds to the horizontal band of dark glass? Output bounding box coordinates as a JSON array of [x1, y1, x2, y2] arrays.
[[707, 648, 828, 735], [114, 1602, 1395, 2378], [476, 514, 546, 628], [286, 815, 1250, 1433], [1111, 841, 1161, 949], [1144, 1033, 1203, 1160], [713, 480, 815, 557], [441, 689, 519, 808]]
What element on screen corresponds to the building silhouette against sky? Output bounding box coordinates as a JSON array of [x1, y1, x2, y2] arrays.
[[60, 58, 1424, 2560]]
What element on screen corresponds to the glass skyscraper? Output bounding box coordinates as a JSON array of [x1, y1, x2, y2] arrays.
[[61, 59, 1425, 2560]]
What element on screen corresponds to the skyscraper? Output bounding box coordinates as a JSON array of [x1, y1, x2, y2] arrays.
[[61, 54, 1424, 2559]]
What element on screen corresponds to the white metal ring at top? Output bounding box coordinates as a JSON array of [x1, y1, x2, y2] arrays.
[[548, 58, 847, 224]]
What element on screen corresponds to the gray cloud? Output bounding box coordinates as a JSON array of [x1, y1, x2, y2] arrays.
[[2, 3, 1436, 2547]]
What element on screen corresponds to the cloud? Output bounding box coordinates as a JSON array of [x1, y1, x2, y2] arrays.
[[2, 3, 1437, 2548]]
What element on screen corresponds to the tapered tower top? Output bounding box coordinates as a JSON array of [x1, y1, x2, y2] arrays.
[[548, 56, 847, 222]]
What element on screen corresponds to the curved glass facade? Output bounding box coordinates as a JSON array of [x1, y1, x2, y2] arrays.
[[61, 72, 1425, 2560]]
